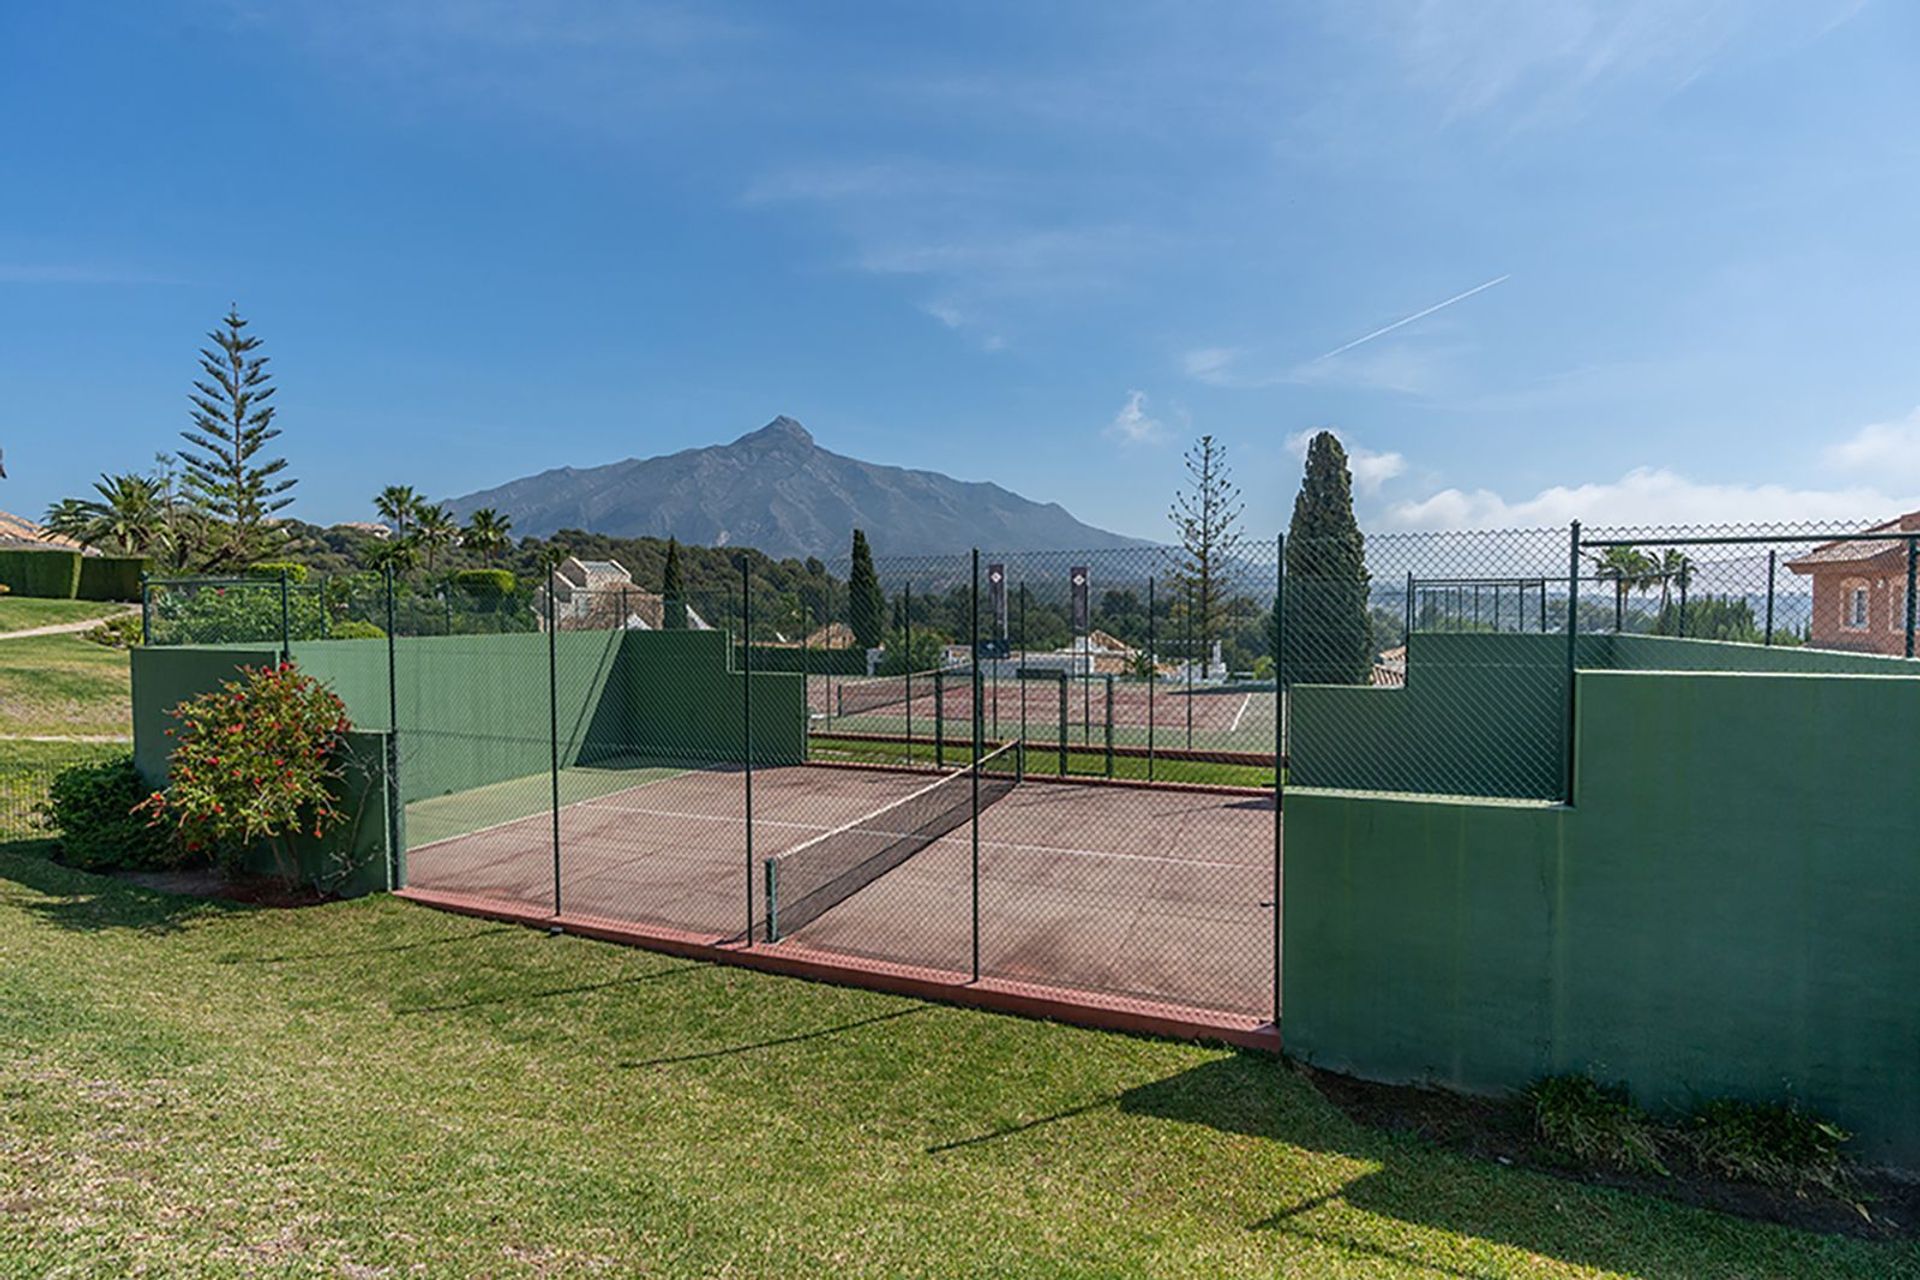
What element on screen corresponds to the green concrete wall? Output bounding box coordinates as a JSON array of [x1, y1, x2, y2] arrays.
[[131, 646, 283, 782], [1605, 632, 1911, 675], [1285, 668, 1920, 1166]]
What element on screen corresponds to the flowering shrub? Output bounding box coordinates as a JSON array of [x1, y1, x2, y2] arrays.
[[137, 662, 352, 886]]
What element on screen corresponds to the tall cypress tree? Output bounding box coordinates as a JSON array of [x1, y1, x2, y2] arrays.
[[848, 528, 886, 650], [1284, 432, 1372, 685], [180, 308, 294, 567], [661, 536, 687, 629]]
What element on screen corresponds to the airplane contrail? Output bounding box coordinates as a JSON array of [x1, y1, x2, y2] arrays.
[[1316, 273, 1510, 361]]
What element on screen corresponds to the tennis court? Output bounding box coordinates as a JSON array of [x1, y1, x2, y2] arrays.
[[403, 752, 1277, 1020]]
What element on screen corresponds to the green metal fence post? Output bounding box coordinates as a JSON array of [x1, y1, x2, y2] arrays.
[[140, 575, 152, 647], [547, 558, 561, 917], [1907, 538, 1917, 660], [1057, 670, 1068, 775], [1273, 532, 1284, 1024], [1564, 521, 1581, 805], [1146, 575, 1156, 783], [935, 668, 946, 770], [384, 562, 403, 890], [1764, 549, 1777, 645], [279, 567, 292, 663], [1104, 674, 1114, 778], [970, 549, 981, 983], [904, 580, 914, 764], [743, 556, 755, 945]]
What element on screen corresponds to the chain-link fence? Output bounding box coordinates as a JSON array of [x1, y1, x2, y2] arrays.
[[138, 515, 1920, 1023], [0, 743, 121, 842]]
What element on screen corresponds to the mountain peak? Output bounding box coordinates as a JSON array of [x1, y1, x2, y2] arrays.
[[734, 415, 814, 447], [446, 415, 1145, 558]]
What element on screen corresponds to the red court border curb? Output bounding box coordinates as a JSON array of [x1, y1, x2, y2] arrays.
[[396, 886, 1281, 1053]]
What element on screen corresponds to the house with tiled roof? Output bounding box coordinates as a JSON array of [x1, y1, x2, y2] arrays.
[[0, 508, 87, 553], [535, 557, 711, 632], [1785, 512, 1920, 656]]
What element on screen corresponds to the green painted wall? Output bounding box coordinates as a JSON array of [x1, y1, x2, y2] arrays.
[[1606, 633, 1910, 675], [131, 646, 282, 782], [1285, 668, 1920, 1165]]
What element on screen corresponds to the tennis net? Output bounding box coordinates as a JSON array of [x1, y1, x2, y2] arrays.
[[835, 669, 942, 717], [765, 741, 1021, 940]]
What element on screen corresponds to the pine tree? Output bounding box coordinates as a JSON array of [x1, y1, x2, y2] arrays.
[[661, 537, 687, 629], [1284, 431, 1372, 685], [848, 529, 886, 650], [180, 308, 293, 567], [1168, 435, 1244, 678]]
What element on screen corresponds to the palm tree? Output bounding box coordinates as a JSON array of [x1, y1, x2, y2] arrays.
[[365, 535, 419, 577], [1654, 548, 1693, 614], [412, 502, 459, 573], [42, 473, 166, 554], [1588, 545, 1656, 632], [375, 485, 420, 537], [464, 507, 512, 566]]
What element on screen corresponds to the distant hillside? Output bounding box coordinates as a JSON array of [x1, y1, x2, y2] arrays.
[[444, 416, 1146, 559]]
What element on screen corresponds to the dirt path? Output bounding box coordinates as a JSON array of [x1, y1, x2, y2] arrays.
[[0, 607, 137, 641]]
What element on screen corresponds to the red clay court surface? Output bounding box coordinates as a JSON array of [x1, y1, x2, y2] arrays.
[[401, 761, 1278, 1031]]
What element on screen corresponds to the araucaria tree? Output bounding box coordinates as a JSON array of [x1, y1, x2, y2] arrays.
[[847, 529, 886, 650], [1284, 431, 1372, 685], [181, 308, 294, 566], [1168, 435, 1244, 678]]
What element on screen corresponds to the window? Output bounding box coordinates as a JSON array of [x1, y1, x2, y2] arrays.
[[1892, 583, 1908, 632], [1845, 581, 1869, 629]]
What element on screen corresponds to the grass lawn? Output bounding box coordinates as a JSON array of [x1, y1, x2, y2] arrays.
[[0, 632, 131, 738], [0, 597, 130, 634], [0, 850, 1906, 1278]]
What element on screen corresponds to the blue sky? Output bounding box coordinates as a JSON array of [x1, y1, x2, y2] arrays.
[[4, 0, 1918, 542]]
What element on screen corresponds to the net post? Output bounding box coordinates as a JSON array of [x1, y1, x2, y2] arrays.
[[1907, 539, 1917, 660], [743, 556, 755, 946], [1104, 674, 1114, 778], [546, 552, 561, 917], [1764, 549, 1777, 646], [969, 548, 982, 984], [764, 859, 779, 942], [1564, 521, 1581, 805]]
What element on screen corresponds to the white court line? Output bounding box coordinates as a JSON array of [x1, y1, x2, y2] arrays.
[[405, 768, 686, 855], [1227, 693, 1253, 733]]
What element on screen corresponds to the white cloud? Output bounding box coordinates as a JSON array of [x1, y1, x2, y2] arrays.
[[1106, 391, 1172, 445], [1824, 407, 1920, 491], [1381, 467, 1913, 532], [1283, 429, 1407, 496]]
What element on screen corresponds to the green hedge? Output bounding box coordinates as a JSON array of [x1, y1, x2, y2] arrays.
[[245, 561, 311, 584], [453, 568, 516, 597], [0, 549, 82, 598], [76, 556, 149, 602]]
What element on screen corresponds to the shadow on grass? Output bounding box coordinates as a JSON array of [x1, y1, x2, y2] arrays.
[[0, 843, 245, 936], [619, 1007, 924, 1068], [215, 924, 523, 965], [932, 1052, 1886, 1278], [396, 962, 710, 1014]]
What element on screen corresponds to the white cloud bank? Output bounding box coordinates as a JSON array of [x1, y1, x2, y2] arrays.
[[1364, 407, 1920, 531]]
